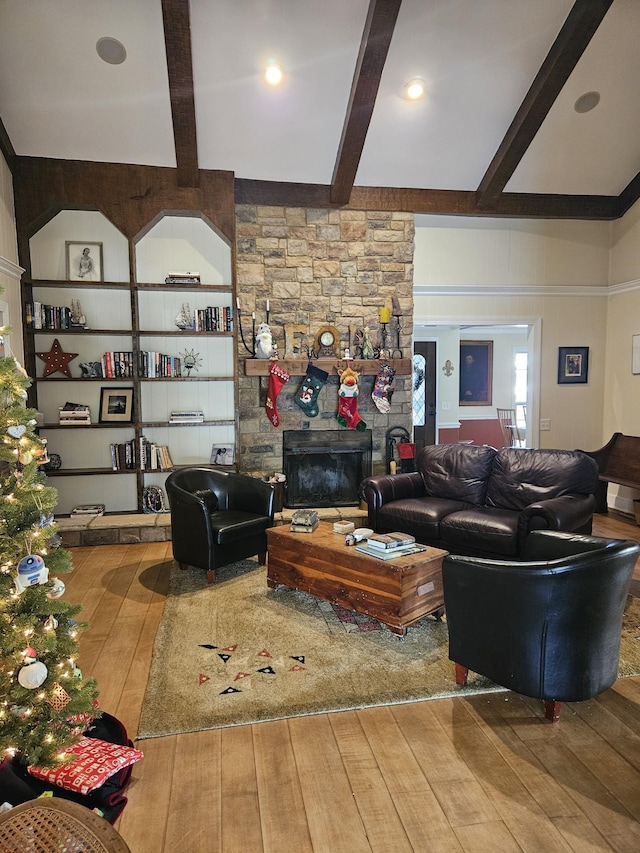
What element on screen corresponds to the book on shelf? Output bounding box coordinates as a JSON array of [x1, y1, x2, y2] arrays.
[[355, 543, 427, 561], [165, 271, 201, 284], [58, 402, 91, 425], [170, 410, 204, 423], [71, 504, 105, 516], [366, 532, 416, 551]]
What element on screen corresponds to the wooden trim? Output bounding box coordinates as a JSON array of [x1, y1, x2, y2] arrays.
[[243, 358, 411, 376]]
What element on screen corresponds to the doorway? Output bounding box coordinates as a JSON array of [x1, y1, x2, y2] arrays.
[[412, 341, 436, 455]]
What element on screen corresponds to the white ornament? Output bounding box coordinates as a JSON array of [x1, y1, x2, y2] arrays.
[[46, 577, 65, 600], [18, 661, 48, 689], [15, 555, 49, 593], [7, 425, 26, 439]]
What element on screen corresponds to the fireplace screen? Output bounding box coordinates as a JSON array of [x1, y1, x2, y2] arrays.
[[283, 430, 372, 508]]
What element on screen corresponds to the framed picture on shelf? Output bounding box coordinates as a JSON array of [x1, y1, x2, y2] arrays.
[[459, 341, 493, 406], [65, 241, 103, 282], [557, 346, 589, 384], [211, 444, 234, 466], [99, 387, 134, 423]]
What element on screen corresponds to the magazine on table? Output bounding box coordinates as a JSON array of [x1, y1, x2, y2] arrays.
[[356, 543, 427, 561]]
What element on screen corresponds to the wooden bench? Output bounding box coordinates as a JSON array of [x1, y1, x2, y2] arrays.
[[581, 433, 640, 513]]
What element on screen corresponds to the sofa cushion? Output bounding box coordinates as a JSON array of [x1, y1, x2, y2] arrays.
[[440, 507, 520, 557], [378, 497, 471, 543], [417, 443, 497, 506], [486, 448, 598, 512], [210, 510, 271, 545]]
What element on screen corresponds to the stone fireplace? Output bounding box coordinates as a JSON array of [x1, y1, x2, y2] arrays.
[[283, 429, 372, 508], [235, 204, 414, 480]]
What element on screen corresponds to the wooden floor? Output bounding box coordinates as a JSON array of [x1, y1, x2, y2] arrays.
[[63, 513, 640, 853]]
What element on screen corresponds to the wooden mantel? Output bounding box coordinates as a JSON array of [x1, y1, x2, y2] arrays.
[[243, 358, 411, 377]]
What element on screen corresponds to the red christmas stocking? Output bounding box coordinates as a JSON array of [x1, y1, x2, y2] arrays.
[[337, 394, 367, 432], [265, 362, 290, 427]]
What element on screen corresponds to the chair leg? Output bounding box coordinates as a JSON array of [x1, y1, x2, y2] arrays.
[[206, 569, 215, 584], [179, 562, 188, 571], [454, 663, 468, 685], [257, 551, 267, 565], [544, 700, 562, 722]]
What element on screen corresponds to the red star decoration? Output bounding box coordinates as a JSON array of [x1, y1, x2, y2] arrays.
[[36, 338, 79, 377]]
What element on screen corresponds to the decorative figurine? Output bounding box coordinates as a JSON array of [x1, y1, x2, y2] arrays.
[[175, 303, 195, 331], [361, 326, 375, 359], [255, 322, 273, 359]]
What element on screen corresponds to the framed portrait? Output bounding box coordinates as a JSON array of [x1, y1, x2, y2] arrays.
[[633, 336, 640, 375], [99, 387, 134, 423], [65, 241, 103, 282], [459, 341, 493, 406], [210, 444, 235, 466], [557, 346, 589, 384]]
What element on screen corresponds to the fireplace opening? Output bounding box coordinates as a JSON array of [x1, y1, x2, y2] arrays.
[[283, 430, 372, 508]]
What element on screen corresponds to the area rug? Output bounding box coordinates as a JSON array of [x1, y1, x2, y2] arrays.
[[137, 559, 640, 739]]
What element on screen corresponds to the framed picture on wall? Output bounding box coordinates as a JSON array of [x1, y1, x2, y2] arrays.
[[459, 341, 493, 406], [65, 241, 103, 282], [557, 346, 589, 384]]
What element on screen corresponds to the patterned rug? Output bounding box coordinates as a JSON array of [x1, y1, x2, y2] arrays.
[[137, 559, 640, 739]]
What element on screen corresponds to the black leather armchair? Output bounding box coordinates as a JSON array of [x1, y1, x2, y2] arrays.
[[442, 531, 640, 721], [166, 468, 275, 583]]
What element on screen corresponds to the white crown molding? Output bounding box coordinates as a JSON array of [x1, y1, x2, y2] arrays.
[[608, 278, 640, 295], [413, 284, 608, 297], [0, 256, 24, 280]]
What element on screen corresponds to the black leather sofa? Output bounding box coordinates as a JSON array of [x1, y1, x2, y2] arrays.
[[360, 443, 599, 559]]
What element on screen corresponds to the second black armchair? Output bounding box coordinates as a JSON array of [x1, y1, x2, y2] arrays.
[[166, 468, 275, 583], [442, 530, 640, 722]]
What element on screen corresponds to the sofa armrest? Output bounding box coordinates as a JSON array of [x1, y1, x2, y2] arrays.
[[360, 472, 425, 529], [519, 494, 596, 541]]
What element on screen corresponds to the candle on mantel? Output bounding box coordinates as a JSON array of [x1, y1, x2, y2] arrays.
[[379, 306, 391, 323], [236, 297, 240, 310], [266, 299, 270, 313]]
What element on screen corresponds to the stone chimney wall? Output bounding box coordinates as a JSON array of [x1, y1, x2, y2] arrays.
[[235, 205, 414, 477]]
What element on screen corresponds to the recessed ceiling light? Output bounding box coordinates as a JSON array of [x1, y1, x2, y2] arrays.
[[264, 63, 284, 86], [403, 78, 425, 100], [574, 91, 600, 113], [96, 37, 127, 65]]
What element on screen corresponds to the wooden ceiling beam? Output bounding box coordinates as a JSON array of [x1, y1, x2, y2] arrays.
[[617, 170, 640, 218], [330, 0, 402, 206], [0, 116, 16, 176], [161, 0, 200, 188], [236, 178, 619, 220], [476, 0, 615, 210]]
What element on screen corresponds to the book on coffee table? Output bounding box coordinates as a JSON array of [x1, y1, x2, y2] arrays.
[[366, 532, 416, 550], [356, 543, 427, 561]]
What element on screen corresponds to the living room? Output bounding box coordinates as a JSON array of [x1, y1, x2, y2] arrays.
[[1, 3, 640, 851]]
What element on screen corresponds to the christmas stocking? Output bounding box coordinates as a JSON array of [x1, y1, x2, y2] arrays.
[[372, 362, 396, 414], [336, 366, 367, 432], [294, 363, 328, 418], [265, 362, 290, 427]]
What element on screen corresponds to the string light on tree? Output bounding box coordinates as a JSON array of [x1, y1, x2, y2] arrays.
[[0, 349, 99, 768]]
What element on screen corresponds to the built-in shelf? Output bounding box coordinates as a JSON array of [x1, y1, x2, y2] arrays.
[[243, 358, 411, 377]]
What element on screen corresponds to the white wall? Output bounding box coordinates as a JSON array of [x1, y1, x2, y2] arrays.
[[0, 151, 23, 360], [413, 215, 611, 452]]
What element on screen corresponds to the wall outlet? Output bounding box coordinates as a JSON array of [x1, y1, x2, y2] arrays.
[[540, 418, 551, 431], [441, 401, 450, 411]]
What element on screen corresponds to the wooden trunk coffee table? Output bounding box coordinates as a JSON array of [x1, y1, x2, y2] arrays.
[[266, 522, 447, 636]]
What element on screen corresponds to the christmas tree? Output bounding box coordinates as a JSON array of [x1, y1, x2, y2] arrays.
[[0, 347, 99, 768]]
